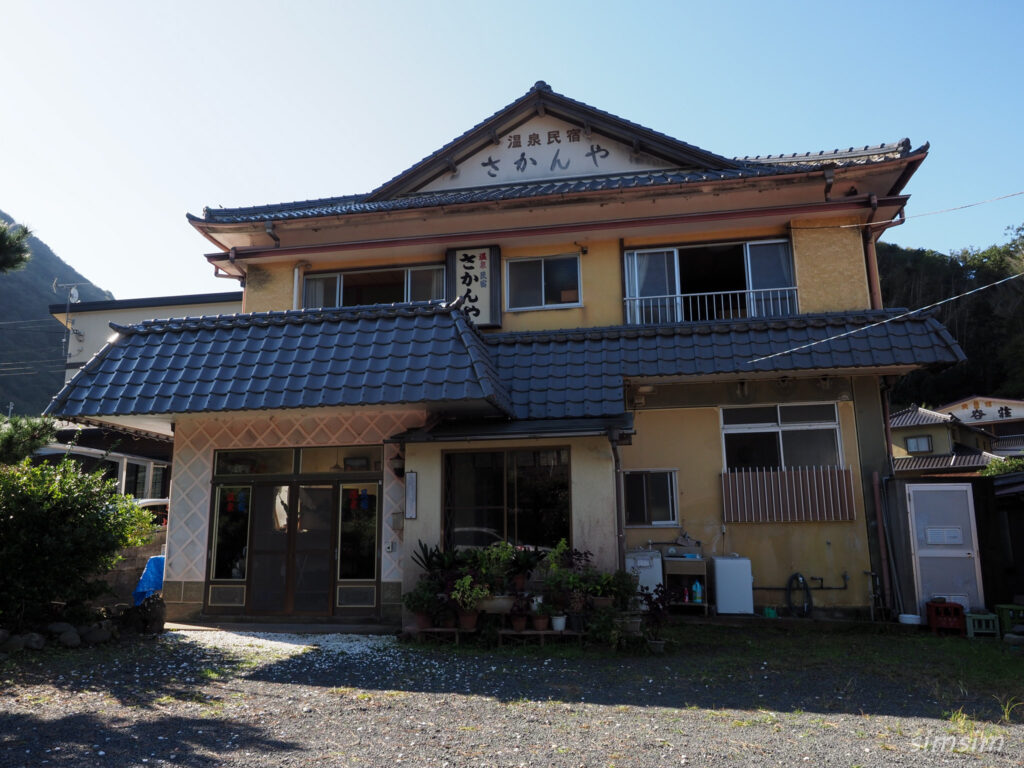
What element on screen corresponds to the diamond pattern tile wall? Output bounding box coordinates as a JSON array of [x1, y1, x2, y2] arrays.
[[167, 408, 426, 583]]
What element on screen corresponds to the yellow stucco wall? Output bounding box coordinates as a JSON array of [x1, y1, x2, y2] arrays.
[[619, 403, 872, 607], [401, 436, 618, 595], [239, 224, 871, 326], [791, 218, 870, 312], [891, 424, 953, 457]]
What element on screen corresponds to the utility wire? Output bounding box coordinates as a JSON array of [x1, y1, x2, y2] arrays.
[[747, 270, 1024, 365], [790, 190, 1024, 231]]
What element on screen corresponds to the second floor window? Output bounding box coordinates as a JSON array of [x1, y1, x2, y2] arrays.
[[905, 435, 933, 453], [303, 265, 445, 309], [624, 239, 796, 324], [507, 254, 581, 310]]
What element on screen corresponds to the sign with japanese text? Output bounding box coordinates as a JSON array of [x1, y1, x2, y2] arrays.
[[446, 246, 501, 328], [941, 398, 1024, 425], [422, 116, 669, 192]]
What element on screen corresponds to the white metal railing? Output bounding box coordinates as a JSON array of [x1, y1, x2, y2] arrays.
[[624, 287, 798, 325], [721, 466, 856, 523]]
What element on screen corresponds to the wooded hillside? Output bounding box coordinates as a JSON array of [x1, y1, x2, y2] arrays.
[[0, 210, 112, 415], [877, 224, 1024, 409]]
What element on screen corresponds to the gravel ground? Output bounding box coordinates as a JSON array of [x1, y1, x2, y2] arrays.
[[1, 628, 1021, 767]]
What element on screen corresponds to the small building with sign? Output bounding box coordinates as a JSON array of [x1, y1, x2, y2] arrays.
[[935, 396, 1024, 457], [890, 405, 999, 477], [47, 82, 964, 622]]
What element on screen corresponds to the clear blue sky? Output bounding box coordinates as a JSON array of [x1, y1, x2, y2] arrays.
[[2, 0, 1022, 299]]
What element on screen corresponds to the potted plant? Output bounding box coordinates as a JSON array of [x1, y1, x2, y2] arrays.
[[587, 571, 615, 610], [509, 592, 531, 632], [508, 546, 546, 592], [531, 600, 552, 631], [473, 541, 515, 595], [403, 578, 439, 629], [450, 574, 490, 631], [639, 583, 674, 653]]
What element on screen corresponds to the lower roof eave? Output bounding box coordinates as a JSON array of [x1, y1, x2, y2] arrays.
[[59, 415, 175, 441], [626, 365, 924, 386], [388, 414, 635, 444]]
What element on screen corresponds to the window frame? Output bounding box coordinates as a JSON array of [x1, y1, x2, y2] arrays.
[[905, 435, 933, 454], [623, 238, 796, 321], [505, 253, 582, 312], [441, 447, 572, 550], [623, 469, 679, 527], [301, 264, 445, 309], [720, 402, 843, 472]]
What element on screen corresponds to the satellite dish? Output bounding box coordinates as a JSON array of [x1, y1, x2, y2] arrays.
[[69, 286, 80, 304]]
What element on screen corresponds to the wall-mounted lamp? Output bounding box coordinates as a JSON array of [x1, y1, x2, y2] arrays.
[[574, 241, 588, 256], [388, 451, 406, 478]]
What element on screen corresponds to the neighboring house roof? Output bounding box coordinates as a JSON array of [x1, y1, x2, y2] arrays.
[[48, 291, 243, 316], [46, 303, 514, 420], [995, 435, 1024, 451], [893, 446, 1000, 474], [45, 306, 964, 425], [189, 82, 926, 227], [889, 404, 997, 438]]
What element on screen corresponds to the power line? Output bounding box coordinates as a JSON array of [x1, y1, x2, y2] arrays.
[[747, 270, 1024, 365], [790, 190, 1024, 232]]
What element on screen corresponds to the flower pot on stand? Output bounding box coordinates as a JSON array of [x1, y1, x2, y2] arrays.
[[550, 615, 567, 632], [414, 612, 432, 630], [531, 613, 550, 631], [458, 609, 480, 631], [510, 613, 529, 632]]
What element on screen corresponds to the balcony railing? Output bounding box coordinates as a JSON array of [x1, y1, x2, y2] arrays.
[[624, 287, 798, 325], [721, 466, 856, 523]]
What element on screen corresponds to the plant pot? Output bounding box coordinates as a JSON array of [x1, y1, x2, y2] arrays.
[[458, 609, 480, 631], [512, 573, 528, 592], [616, 615, 643, 636], [480, 595, 514, 614], [646, 638, 666, 654], [550, 615, 567, 632], [414, 612, 432, 630], [510, 613, 529, 632], [440, 613, 457, 629], [591, 596, 614, 610], [531, 614, 550, 631]]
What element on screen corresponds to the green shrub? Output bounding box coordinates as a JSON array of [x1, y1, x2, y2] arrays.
[[0, 457, 153, 628]]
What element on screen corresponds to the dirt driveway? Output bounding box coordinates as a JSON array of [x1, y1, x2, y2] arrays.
[[1, 624, 1021, 767]]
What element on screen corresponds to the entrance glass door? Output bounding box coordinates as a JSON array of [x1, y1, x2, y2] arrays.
[[293, 485, 334, 613], [247, 484, 335, 615]]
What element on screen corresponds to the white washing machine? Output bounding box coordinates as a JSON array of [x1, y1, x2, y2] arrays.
[[625, 549, 664, 595]]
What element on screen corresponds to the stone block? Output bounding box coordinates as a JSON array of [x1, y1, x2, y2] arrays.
[[381, 580, 402, 604], [47, 622, 76, 636], [181, 581, 204, 603], [24, 633, 46, 650], [59, 629, 81, 648]]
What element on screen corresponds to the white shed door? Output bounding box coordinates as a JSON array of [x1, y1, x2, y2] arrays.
[[907, 483, 984, 614]]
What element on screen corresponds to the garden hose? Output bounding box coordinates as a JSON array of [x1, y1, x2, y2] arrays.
[[785, 572, 813, 618]]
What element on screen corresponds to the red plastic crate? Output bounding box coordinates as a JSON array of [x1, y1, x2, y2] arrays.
[[926, 601, 966, 636]]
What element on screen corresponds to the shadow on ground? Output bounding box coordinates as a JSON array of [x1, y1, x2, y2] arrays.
[[0, 711, 298, 766]]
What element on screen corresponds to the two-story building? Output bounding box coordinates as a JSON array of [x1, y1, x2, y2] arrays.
[[47, 82, 963, 622], [890, 404, 999, 477]]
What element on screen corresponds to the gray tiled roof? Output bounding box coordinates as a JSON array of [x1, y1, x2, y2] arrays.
[[191, 81, 925, 226], [46, 303, 514, 419], [192, 167, 814, 225], [890, 405, 954, 428], [46, 307, 964, 423], [890, 404, 997, 438], [488, 311, 965, 420], [893, 449, 998, 473]]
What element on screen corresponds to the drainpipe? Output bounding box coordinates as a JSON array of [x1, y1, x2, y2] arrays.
[[609, 429, 626, 571], [872, 471, 893, 613], [292, 261, 311, 310], [863, 194, 883, 310]]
